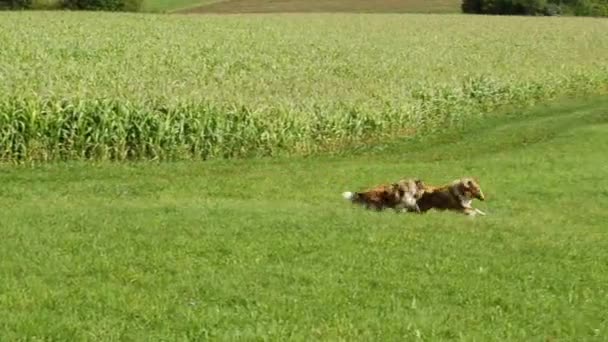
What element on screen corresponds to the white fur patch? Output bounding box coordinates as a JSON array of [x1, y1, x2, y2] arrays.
[[402, 193, 416, 207], [342, 191, 354, 200]]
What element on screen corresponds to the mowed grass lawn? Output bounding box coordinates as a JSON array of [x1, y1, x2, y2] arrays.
[[1, 97, 608, 340], [180, 0, 460, 14], [140, 0, 460, 13], [141, 0, 223, 12]]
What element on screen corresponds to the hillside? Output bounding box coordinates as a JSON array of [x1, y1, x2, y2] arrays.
[[2, 97, 608, 339], [177, 0, 460, 14]]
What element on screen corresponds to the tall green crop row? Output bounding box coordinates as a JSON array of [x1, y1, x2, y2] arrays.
[[0, 12, 607, 162]]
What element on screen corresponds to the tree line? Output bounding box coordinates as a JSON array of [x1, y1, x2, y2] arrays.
[[462, 0, 608, 16], [0, 0, 142, 11]]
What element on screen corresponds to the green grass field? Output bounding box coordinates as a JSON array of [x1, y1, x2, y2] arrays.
[[1, 97, 608, 340], [1, 4, 608, 339]]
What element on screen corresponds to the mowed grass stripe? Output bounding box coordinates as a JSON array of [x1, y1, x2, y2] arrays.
[[1, 97, 607, 340], [179, 0, 461, 14], [142, 0, 225, 12]]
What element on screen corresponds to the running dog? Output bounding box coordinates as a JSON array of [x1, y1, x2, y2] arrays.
[[342, 178, 426, 213], [415, 177, 487, 216]]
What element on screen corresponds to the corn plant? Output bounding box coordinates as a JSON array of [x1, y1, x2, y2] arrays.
[[0, 12, 607, 162]]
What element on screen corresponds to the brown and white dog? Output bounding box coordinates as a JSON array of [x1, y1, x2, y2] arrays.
[[415, 177, 486, 216], [342, 178, 426, 213]]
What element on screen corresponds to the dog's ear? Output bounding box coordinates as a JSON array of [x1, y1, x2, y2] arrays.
[[391, 183, 405, 198], [460, 178, 474, 188], [469, 178, 482, 190]]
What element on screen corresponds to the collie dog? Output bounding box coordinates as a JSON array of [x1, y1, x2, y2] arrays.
[[416, 177, 486, 216], [342, 178, 426, 213]]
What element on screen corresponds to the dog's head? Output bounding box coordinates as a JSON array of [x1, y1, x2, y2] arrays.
[[412, 179, 427, 199], [393, 178, 427, 201], [455, 177, 485, 201], [393, 179, 420, 202]]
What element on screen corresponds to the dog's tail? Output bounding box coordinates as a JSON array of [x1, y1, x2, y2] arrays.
[[342, 191, 357, 201]]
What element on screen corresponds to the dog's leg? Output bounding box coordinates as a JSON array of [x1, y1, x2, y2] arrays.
[[463, 207, 487, 217], [400, 205, 422, 214], [396, 206, 409, 214], [412, 203, 421, 213], [462, 208, 477, 217], [474, 208, 487, 216]]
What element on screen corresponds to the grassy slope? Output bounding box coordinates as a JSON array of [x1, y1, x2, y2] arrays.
[[1, 97, 608, 340], [141, 0, 224, 12], [179, 0, 460, 14]]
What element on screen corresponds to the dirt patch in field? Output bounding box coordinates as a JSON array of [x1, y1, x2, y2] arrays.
[[177, 0, 460, 14]]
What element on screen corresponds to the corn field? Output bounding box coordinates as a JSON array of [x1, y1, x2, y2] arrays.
[[0, 12, 607, 162]]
